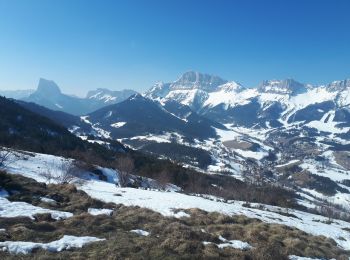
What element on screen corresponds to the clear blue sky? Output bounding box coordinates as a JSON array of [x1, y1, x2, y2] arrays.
[[0, 0, 349, 96]]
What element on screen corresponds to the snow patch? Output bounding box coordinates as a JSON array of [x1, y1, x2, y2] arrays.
[[0, 197, 72, 220], [275, 159, 300, 168], [111, 122, 126, 128], [203, 236, 252, 250], [40, 197, 57, 205], [130, 229, 150, 236], [173, 211, 190, 218], [88, 208, 113, 216], [289, 255, 329, 260], [0, 235, 105, 254]]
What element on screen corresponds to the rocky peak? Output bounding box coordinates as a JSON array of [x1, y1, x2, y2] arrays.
[[171, 71, 228, 91], [258, 79, 306, 95], [36, 78, 62, 96], [327, 79, 350, 92]]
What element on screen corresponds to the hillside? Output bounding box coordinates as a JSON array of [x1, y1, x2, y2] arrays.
[[0, 152, 349, 259]]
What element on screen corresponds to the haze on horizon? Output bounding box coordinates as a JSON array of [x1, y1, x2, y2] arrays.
[[0, 0, 349, 96]]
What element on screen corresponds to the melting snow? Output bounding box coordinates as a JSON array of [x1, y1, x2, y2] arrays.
[[80, 180, 350, 250], [0, 197, 72, 220], [88, 208, 113, 216], [130, 229, 150, 236], [215, 235, 253, 250], [173, 211, 190, 218], [289, 255, 330, 260], [40, 197, 57, 205], [203, 239, 252, 250], [0, 235, 105, 254], [4, 150, 350, 251]]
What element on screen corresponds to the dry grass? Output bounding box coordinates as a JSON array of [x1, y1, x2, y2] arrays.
[[0, 172, 349, 259]]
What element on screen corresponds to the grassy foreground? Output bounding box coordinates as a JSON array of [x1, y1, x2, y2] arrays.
[[0, 172, 349, 259]]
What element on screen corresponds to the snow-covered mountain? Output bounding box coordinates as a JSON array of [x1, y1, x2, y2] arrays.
[[146, 72, 350, 133], [86, 93, 222, 139], [22, 78, 136, 115], [86, 88, 137, 104], [80, 94, 226, 168], [146, 71, 245, 111]]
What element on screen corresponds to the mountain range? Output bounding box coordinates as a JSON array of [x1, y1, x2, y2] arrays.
[[1, 71, 350, 234], [0, 78, 137, 115], [146, 71, 350, 130], [1, 71, 349, 171]]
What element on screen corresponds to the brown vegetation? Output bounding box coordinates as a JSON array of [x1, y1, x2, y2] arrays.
[[0, 172, 349, 259], [114, 156, 135, 187]]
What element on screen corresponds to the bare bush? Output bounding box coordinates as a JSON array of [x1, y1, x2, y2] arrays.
[[0, 147, 21, 168], [115, 156, 134, 187], [318, 200, 336, 222], [158, 170, 172, 190], [40, 159, 85, 185], [0, 148, 12, 168], [39, 167, 56, 184]]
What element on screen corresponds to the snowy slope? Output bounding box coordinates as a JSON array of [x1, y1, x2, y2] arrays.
[[2, 150, 350, 251], [81, 181, 350, 250]]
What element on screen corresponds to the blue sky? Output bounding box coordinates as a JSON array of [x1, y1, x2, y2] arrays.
[[0, 0, 349, 96]]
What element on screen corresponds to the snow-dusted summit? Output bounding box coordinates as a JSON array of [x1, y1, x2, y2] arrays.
[[146, 71, 244, 110], [86, 88, 137, 104], [146, 72, 350, 131]]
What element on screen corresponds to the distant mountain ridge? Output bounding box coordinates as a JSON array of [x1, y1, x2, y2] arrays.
[[11, 78, 138, 115], [0, 89, 34, 99]]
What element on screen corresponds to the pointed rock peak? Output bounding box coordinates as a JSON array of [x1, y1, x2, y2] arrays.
[[327, 78, 350, 91], [127, 93, 146, 101], [36, 78, 61, 96], [172, 71, 228, 91], [259, 78, 306, 95], [145, 82, 171, 99]]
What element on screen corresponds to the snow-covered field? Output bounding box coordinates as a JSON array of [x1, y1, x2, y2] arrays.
[[80, 180, 350, 250]]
